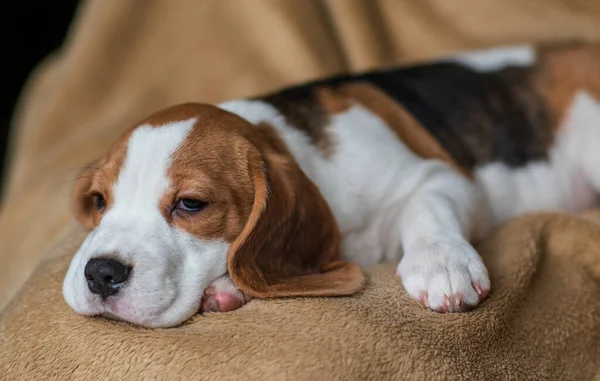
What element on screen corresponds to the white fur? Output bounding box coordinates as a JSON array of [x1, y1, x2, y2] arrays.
[[476, 91, 600, 224], [441, 45, 536, 72], [564, 92, 600, 192], [64, 87, 600, 325], [221, 91, 600, 311], [221, 100, 490, 310], [63, 119, 230, 327]]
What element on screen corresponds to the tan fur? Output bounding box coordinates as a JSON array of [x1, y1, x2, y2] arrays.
[[165, 105, 257, 243], [338, 82, 470, 177], [536, 42, 600, 126], [262, 91, 336, 157], [228, 122, 365, 298], [315, 87, 352, 114], [72, 132, 132, 229], [74, 103, 365, 299]]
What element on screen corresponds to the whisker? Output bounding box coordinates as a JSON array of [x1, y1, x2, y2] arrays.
[[53, 166, 100, 179], [50, 175, 93, 190]]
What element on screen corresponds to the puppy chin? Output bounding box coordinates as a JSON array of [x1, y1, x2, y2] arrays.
[[64, 285, 202, 328], [64, 282, 202, 328], [106, 294, 204, 328]]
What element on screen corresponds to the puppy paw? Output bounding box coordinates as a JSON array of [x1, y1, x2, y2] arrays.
[[397, 239, 490, 313], [200, 275, 252, 313]]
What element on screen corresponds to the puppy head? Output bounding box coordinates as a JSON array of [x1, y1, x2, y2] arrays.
[[63, 103, 364, 328]]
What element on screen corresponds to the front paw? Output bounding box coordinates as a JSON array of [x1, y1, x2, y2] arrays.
[[200, 275, 253, 313], [397, 239, 490, 313]]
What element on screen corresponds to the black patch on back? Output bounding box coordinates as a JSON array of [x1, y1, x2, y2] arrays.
[[259, 85, 330, 148], [258, 62, 553, 170]]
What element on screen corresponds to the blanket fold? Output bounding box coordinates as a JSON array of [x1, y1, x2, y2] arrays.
[[2, 212, 600, 380]]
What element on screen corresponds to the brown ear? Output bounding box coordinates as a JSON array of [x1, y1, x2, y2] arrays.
[[72, 161, 101, 229], [227, 144, 366, 299]]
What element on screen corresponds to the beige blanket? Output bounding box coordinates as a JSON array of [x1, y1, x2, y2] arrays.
[[2, 211, 600, 380], [2, 0, 600, 379]]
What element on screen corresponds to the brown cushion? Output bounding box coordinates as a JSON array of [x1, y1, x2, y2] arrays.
[[2, 212, 600, 380]]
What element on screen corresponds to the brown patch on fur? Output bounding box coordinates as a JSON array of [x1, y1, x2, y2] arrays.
[[72, 131, 132, 229], [315, 87, 352, 114], [73, 102, 364, 298], [227, 121, 365, 298], [73, 104, 211, 229], [338, 82, 470, 177], [536, 42, 600, 127], [140, 103, 365, 297], [165, 105, 258, 243], [261, 89, 336, 156]]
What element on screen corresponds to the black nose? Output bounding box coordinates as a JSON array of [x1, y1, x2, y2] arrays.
[[84, 258, 130, 298]]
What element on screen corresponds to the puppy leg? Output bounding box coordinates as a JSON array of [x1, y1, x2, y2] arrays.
[[568, 92, 600, 195], [200, 275, 253, 313], [396, 169, 490, 313]]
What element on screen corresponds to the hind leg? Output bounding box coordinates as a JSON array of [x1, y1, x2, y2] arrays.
[[568, 93, 600, 193], [555, 91, 600, 212]]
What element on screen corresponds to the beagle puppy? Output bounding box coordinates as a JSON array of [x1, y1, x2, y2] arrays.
[[63, 42, 600, 327]]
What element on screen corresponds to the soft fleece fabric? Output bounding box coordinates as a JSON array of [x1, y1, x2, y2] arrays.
[[2, 212, 600, 380], [2, 0, 600, 379]]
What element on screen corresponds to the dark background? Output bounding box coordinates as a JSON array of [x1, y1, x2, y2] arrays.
[[0, 1, 79, 190]]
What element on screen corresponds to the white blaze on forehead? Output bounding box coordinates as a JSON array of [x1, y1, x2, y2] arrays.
[[63, 116, 234, 327], [441, 45, 536, 72], [112, 118, 196, 214]]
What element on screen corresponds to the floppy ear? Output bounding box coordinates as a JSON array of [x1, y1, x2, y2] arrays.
[[72, 161, 101, 229], [227, 144, 366, 299]]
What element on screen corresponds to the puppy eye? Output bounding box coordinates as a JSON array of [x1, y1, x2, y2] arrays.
[[92, 193, 106, 212], [175, 198, 208, 212]]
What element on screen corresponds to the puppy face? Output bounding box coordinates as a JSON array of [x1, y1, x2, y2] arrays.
[[63, 105, 257, 327], [63, 103, 364, 328]]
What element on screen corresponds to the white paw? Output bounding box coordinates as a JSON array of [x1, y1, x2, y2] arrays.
[[397, 239, 490, 313]]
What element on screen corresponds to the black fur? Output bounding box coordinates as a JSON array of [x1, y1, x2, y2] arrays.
[[259, 61, 554, 170], [260, 86, 330, 148]]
